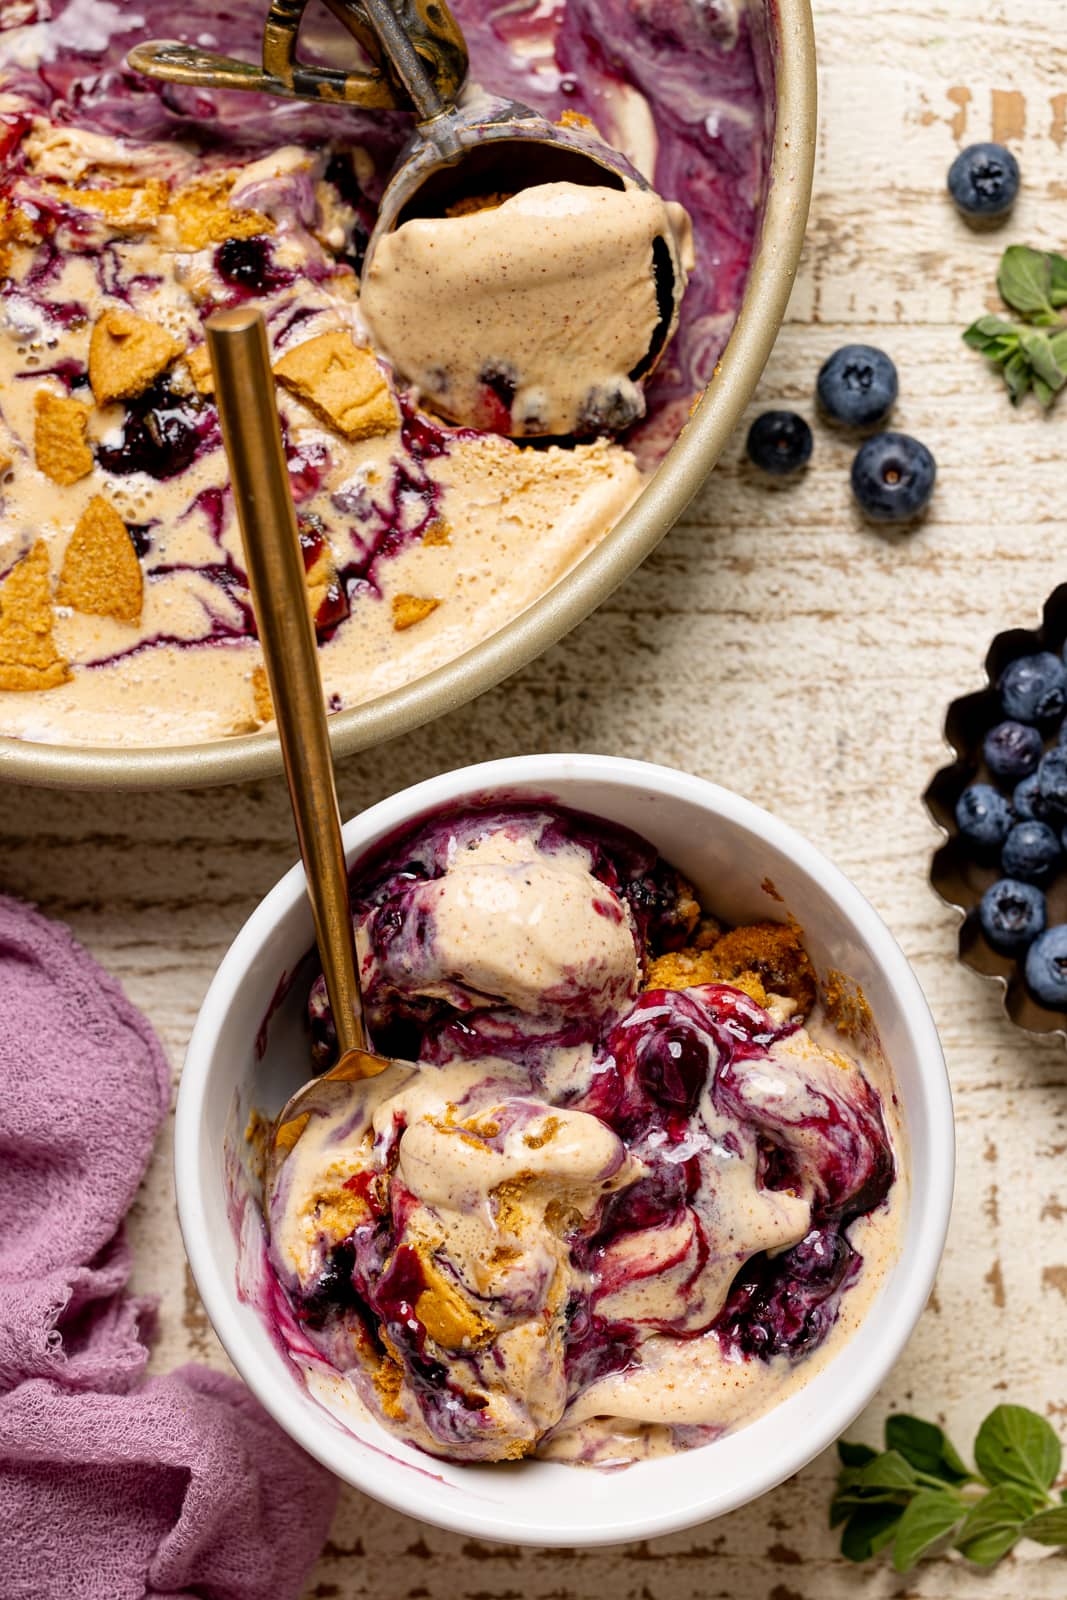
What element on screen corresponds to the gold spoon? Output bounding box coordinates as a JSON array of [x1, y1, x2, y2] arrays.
[[207, 305, 395, 1189]]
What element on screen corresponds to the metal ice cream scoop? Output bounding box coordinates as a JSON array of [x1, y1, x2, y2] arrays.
[[128, 0, 688, 434]]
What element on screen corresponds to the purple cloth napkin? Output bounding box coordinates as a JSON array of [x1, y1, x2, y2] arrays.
[[0, 896, 338, 1599]]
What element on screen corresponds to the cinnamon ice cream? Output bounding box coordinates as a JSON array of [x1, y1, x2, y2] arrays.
[[361, 180, 694, 436], [263, 805, 901, 1467], [0, 0, 766, 748]]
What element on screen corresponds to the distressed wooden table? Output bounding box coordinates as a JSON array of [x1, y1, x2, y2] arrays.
[[5, 1, 1067, 1591]]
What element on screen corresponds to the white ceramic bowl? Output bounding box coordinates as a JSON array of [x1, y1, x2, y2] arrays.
[[178, 754, 954, 1547]]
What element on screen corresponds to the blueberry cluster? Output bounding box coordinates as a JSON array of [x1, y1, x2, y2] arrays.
[[955, 649, 1067, 1007], [744, 345, 936, 524]]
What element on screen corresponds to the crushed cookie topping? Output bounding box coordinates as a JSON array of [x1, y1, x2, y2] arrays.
[[56, 497, 143, 625], [34, 390, 93, 487], [273, 332, 399, 442], [391, 593, 441, 631], [89, 308, 184, 407], [0, 541, 69, 692]]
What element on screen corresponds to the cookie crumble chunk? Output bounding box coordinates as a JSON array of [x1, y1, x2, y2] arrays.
[[274, 332, 399, 442], [56, 496, 143, 624], [391, 593, 441, 631], [0, 540, 70, 691], [34, 389, 93, 486], [89, 307, 183, 406]]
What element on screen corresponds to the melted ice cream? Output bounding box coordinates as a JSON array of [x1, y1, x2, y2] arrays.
[[0, 0, 766, 749]]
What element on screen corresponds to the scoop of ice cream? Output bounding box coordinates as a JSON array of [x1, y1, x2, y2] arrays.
[[268, 978, 894, 1463], [356, 824, 641, 1024], [267, 1057, 639, 1461], [360, 180, 694, 437]]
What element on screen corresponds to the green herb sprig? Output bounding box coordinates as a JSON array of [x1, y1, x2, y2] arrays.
[[832, 1405, 1067, 1570], [964, 245, 1067, 407]]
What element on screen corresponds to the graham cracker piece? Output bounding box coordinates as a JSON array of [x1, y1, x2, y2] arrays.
[[414, 1254, 493, 1351], [56, 496, 143, 624], [391, 593, 440, 631], [34, 389, 93, 486], [557, 109, 599, 133], [645, 947, 734, 993], [704, 921, 817, 1017], [89, 307, 183, 407], [251, 663, 274, 724], [0, 540, 70, 692], [372, 1355, 407, 1421], [52, 179, 167, 234], [168, 174, 273, 249], [305, 545, 336, 620], [185, 344, 214, 396], [0, 194, 42, 275], [273, 332, 399, 442], [444, 192, 513, 217], [421, 518, 451, 546]]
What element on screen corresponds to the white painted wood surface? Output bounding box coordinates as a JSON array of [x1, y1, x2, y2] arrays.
[[5, 0, 1067, 1590]]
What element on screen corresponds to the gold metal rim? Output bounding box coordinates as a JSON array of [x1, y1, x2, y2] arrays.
[[0, 0, 817, 791]]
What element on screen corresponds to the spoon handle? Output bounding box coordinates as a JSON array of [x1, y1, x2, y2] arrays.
[[207, 307, 366, 1059]]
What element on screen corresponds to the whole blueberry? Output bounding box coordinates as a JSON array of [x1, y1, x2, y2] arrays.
[[999, 652, 1067, 724], [1013, 773, 1044, 820], [955, 783, 1013, 851], [215, 234, 280, 292], [851, 432, 936, 523], [979, 878, 1046, 954], [947, 143, 1020, 224], [983, 720, 1042, 782], [1025, 925, 1067, 1009], [817, 345, 898, 428], [1038, 746, 1067, 817], [1001, 820, 1061, 883], [577, 380, 642, 434], [745, 410, 813, 475]]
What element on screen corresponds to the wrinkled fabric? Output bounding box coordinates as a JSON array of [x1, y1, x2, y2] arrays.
[[1, 1367, 338, 1600], [0, 897, 337, 1599]]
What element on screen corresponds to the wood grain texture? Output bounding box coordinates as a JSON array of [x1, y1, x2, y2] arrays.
[[4, 0, 1067, 1590]]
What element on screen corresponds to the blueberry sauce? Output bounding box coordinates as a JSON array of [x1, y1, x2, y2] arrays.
[[214, 234, 294, 295], [96, 384, 219, 480]]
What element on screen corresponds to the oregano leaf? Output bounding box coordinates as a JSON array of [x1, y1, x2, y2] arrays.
[[885, 1414, 970, 1482], [1050, 249, 1067, 307], [955, 1483, 1035, 1566], [1024, 1504, 1067, 1545], [853, 1450, 924, 1491], [892, 1490, 966, 1571], [998, 245, 1055, 319], [1019, 328, 1066, 390], [1003, 349, 1032, 401], [1034, 375, 1055, 408], [975, 1405, 1062, 1496], [838, 1439, 878, 1468], [841, 1504, 903, 1562]]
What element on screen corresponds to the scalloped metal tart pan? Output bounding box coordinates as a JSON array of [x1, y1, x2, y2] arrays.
[[0, 0, 816, 790], [924, 581, 1067, 1039]]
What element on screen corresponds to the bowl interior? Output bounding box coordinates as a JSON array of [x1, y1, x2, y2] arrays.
[[179, 756, 951, 1546]]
